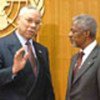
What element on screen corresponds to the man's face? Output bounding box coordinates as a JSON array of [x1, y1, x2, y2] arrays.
[[68, 23, 86, 48], [17, 9, 41, 40]]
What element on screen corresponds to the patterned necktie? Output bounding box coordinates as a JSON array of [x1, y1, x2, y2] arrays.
[[73, 51, 84, 76], [26, 41, 37, 77]]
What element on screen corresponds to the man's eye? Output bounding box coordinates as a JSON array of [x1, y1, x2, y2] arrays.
[[26, 19, 33, 22], [71, 30, 76, 34], [35, 22, 40, 25]]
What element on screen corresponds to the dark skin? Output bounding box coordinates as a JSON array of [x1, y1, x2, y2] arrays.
[[68, 23, 95, 50]]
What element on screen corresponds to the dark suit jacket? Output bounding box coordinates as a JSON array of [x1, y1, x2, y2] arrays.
[[66, 44, 100, 100], [0, 32, 55, 100]]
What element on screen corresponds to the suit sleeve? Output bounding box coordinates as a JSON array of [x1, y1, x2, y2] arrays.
[[0, 53, 14, 87], [97, 58, 100, 96], [0, 41, 15, 87]]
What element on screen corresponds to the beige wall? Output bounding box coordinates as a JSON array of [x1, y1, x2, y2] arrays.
[[0, 0, 100, 100]]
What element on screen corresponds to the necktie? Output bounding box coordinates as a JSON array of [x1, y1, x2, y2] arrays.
[[73, 51, 84, 76], [26, 41, 37, 77]]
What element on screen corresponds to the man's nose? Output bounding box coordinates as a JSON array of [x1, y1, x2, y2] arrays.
[[68, 31, 73, 38], [30, 22, 37, 28]]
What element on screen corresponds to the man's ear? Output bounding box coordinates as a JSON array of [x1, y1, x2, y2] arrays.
[[85, 30, 90, 37]]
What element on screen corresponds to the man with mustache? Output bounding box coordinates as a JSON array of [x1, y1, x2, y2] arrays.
[[66, 14, 100, 100]]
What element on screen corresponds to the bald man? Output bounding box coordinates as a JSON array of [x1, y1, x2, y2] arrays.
[[0, 5, 55, 100]]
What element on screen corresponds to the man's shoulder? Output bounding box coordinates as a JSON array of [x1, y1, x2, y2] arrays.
[[0, 32, 16, 46], [33, 41, 48, 50], [0, 32, 15, 41]]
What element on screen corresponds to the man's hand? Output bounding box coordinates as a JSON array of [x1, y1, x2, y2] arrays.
[[12, 47, 29, 75]]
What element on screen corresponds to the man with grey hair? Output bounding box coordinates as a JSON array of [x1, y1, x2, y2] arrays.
[[0, 5, 55, 100], [66, 14, 100, 100]]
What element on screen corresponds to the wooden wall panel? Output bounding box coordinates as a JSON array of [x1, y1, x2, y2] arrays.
[[0, 0, 100, 100], [39, 0, 100, 100]]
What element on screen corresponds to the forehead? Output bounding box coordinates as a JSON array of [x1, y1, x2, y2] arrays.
[[71, 23, 80, 31], [71, 20, 84, 31]]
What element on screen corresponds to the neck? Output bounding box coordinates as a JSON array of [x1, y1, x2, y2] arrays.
[[81, 38, 95, 50]]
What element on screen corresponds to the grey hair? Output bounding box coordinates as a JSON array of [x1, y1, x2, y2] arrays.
[[19, 5, 41, 16], [73, 14, 97, 38]]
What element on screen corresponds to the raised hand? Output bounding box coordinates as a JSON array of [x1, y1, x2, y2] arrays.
[[12, 47, 29, 75]]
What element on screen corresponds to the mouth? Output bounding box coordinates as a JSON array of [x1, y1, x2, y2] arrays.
[[26, 30, 37, 37], [69, 38, 74, 44], [28, 29, 35, 33]]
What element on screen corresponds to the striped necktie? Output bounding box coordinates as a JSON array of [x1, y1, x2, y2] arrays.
[[73, 51, 84, 76], [26, 41, 37, 77]]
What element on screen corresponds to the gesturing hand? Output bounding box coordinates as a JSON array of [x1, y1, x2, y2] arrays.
[[12, 47, 29, 75]]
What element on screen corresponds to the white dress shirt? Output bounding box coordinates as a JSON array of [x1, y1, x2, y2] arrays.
[[15, 31, 37, 58], [79, 40, 97, 69]]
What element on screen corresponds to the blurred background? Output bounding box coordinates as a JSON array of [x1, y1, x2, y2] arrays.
[[0, 0, 100, 100]]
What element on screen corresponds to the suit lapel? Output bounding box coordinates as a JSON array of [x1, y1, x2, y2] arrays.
[[68, 55, 78, 89], [7, 33, 22, 56], [72, 45, 98, 84], [27, 42, 44, 96], [33, 42, 43, 74]]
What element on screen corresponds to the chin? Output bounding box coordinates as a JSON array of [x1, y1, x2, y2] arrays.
[[25, 36, 32, 40]]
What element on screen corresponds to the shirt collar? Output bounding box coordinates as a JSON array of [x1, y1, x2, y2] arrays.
[[15, 31, 33, 46], [80, 40, 97, 56]]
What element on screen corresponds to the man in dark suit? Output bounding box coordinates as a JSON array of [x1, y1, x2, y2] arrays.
[[66, 14, 100, 100], [0, 5, 55, 100]]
